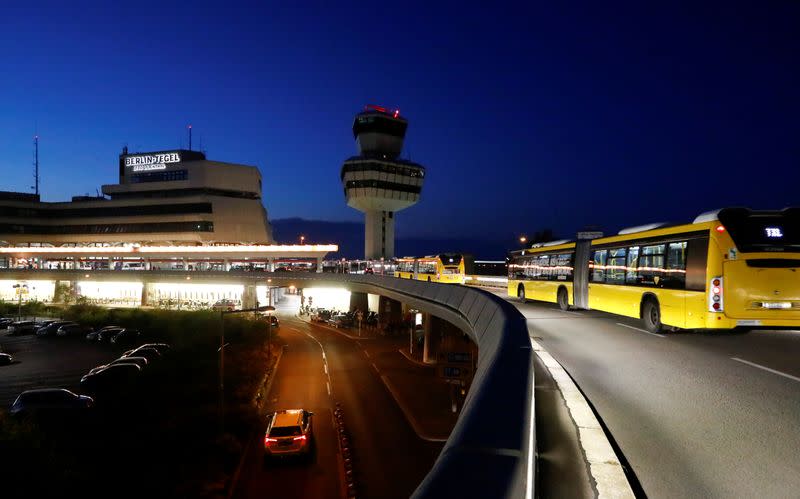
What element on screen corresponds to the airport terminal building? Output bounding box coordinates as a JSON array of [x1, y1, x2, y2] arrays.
[[0, 148, 272, 246]]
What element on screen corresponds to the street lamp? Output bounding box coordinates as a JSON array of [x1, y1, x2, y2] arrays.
[[519, 235, 527, 244], [12, 284, 28, 321], [299, 235, 305, 245], [218, 302, 276, 434]]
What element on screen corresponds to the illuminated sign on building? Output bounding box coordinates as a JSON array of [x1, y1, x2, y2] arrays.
[[124, 152, 181, 172]]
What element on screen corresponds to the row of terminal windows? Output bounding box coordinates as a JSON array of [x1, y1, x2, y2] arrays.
[[341, 162, 425, 180], [0, 203, 212, 218], [108, 188, 259, 200], [509, 253, 574, 281], [344, 180, 422, 194], [129, 169, 189, 183], [0, 221, 214, 235]]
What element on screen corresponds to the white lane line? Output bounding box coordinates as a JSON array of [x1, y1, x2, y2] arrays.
[[616, 322, 666, 338], [731, 357, 800, 383], [324, 363, 328, 375], [326, 381, 331, 395], [371, 362, 379, 373], [364, 350, 370, 358]]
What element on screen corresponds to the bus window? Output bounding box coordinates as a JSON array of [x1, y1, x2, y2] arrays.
[[663, 242, 687, 289], [685, 238, 709, 291], [625, 246, 640, 284], [552, 253, 573, 281], [638, 244, 666, 285], [591, 250, 607, 282], [606, 248, 627, 284]]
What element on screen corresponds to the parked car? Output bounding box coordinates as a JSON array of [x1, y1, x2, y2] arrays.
[[79, 364, 141, 396], [122, 343, 171, 357], [0, 352, 13, 365], [121, 347, 162, 363], [328, 314, 353, 328], [110, 329, 141, 345], [0, 317, 15, 329], [310, 309, 332, 323], [87, 325, 123, 342], [87, 356, 149, 376], [10, 388, 93, 416], [56, 323, 92, 338], [36, 321, 74, 337], [7, 321, 38, 335], [263, 409, 315, 462], [97, 327, 125, 343], [212, 299, 237, 311]]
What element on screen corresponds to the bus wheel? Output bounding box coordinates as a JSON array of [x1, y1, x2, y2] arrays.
[[642, 299, 663, 334], [518, 285, 526, 303], [557, 288, 569, 311], [427, 276, 432, 282]]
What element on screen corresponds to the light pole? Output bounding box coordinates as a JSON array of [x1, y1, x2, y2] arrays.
[[218, 303, 275, 434], [519, 235, 527, 248], [12, 284, 28, 321], [300, 235, 305, 245]]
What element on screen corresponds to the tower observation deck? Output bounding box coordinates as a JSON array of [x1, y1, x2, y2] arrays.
[[341, 105, 426, 259]]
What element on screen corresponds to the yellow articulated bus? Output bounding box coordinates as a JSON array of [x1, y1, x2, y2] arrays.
[[394, 253, 472, 284], [508, 207, 800, 333]]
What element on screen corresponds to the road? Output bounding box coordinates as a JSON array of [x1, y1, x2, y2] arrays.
[[233, 317, 442, 499], [506, 295, 800, 499]]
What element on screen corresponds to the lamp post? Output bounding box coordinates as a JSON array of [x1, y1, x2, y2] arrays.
[[218, 302, 276, 434], [12, 284, 28, 321], [300, 235, 305, 245], [519, 235, 527, 248]]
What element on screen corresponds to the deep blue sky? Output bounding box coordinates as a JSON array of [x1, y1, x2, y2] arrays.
[[1, 2, 798, 245]]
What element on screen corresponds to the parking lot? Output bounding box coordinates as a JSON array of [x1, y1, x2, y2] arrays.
[[0, 320, 121, 407]]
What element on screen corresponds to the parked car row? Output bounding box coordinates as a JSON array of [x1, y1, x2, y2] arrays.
[[0, 316, 145, 346], [309, 309, 378, 329], [9, 342, 171, 417]]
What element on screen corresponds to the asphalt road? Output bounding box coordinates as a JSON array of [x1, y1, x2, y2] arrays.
[[507, 296, 800, 499], [233, 317, 442, 499]]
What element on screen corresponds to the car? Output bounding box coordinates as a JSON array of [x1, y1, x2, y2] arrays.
[[310, 309, 332, 323], [121, 347, 162, 363], [37, 321, 75, 337], [263, 409, 314, 461], [264, 315, 279, 328], [86, 356, 149, 376], [110, 329, 141, 345], [10, 388, 94, 416], [7, 321, 39, 335], [328, 314, 353, 328], [87, 325, 123, 341], [0, 317, 15, 329], [79, 364, 141, 396], [212, 299, 237, 312], [97, 327, 125, 343], [56, 323, 91, 338], [0, 352, 13, 365], [122, 343, 171, 357]]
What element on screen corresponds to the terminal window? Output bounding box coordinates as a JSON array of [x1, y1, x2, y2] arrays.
[[130, 169, 189, 183]]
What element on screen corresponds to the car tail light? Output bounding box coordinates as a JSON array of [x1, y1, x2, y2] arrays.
[[293, 435, 307, 441], [264, 436, 278, 445], [708, 277, 724, 312]]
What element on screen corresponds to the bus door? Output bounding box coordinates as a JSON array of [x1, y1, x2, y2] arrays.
[[573, 241, 591, 309]]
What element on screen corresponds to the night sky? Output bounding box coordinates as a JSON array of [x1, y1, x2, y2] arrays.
[[1, 2, 798, 249]]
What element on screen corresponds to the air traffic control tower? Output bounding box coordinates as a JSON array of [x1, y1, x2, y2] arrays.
[[341, 105, 426, 259]]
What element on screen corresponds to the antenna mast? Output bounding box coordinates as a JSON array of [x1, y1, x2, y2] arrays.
[[188, 124, 192, 151], [33, 134, 40, 196]]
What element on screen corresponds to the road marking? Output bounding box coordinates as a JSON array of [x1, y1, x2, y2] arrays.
[[731, 357, 800, 383], [326, 381, 331, 395], [364, 350, 370, 358], [324, 362, 328, 375], [616, 322, 666, 338], [371, 362, 379, 373]]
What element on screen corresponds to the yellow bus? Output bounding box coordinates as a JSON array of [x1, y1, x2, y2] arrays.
[[394, 254, 472, 284], [508, 207, 800, 333]]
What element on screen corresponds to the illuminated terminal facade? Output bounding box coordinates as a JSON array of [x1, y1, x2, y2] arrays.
[[0, 147, 337, 308]]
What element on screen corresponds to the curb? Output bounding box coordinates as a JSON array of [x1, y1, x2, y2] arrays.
[[378, 374, 448, 443], [226, 343, 285, 499], [397, 348, 434, 368], [294, 315, 378, 340], [531, 339, 635, 499]]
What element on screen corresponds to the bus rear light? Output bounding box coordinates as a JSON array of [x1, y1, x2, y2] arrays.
[[709, 277, 724, 313], [716, 225, 726, 233]]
